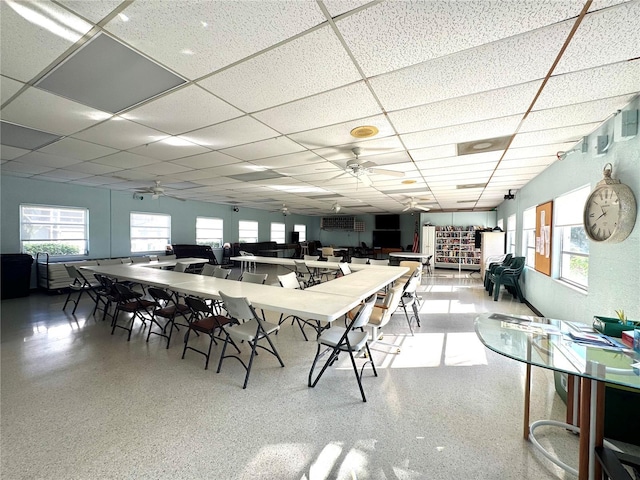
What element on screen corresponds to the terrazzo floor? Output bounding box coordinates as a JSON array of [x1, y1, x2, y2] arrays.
[[1, 266, 630, 479]]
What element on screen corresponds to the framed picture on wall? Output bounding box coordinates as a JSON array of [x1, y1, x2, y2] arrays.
[[535, 201, 553, 276]]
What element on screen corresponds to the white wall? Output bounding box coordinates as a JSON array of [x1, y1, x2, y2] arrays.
[[496, 97, 640, 321]]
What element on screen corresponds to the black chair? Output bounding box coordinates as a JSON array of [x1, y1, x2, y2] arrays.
[[110, 283, 157, 341], [483, 253, 513, 291], [487, 256, 526, 302], [400, 269, 422, 334], [308, 294, 377, 402], [62, 264, 101, 314], [182, 296, 240, 370], [595, 446, 640, 480], [146, 288, 190, 348]]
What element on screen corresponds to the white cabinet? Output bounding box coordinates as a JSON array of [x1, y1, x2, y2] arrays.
[[435, 226, 480, 270], [421, 225, 436, 259], [479, 231, 506, 278]]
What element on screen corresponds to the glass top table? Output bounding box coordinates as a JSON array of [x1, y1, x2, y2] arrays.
[[475, 313, 639, 480]]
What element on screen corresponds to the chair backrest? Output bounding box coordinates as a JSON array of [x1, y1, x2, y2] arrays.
[[64, 264, 81, 281], [94, 273, 115, 290], [158, 254, 177, 261], [147, 287, 173, 303], [369, 259, 389, 266], [350, 257, 369, 264], [325, 255, 342, 263], [506, 256, 526, 274], [239, 250, 253, 257], [113, 282, 138, 301], [303, 255, 319, 261], [351, 294, 377, 329], [502, 253, 513, 265], [320, 247, 334, 257], [219, 291, 258, 323], [294, 260, 312, 275], [173, 262, 189, 273], [278, 271, 301, 290], [338, 262, 351, 276], [97, 258, 122, 266], [423, 255, 433, 266], [131, 256, 150, 263], [120, 257, 132, 264], [200, 264, 217, 276], [239, 272, 268, 284], [184, 296, 212, 316], [378, 285, 404, 327], [403, 269, 421, 295], [212, 267, 231, 279]]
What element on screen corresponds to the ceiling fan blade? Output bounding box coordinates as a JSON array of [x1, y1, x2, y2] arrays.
[[402, 206, 411, 212], [416, 206, 431, 211], [163, 194, 186, 202], [359, 174, 372, 187], [369, 167, 405, 177], [327, 172, 348, 181]]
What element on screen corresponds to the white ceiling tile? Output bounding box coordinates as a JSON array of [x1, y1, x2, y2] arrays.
[[408, 145, 457, 162], [56, 0, 124, 23], [166, 169, 218, 182], [104, 1, 326, 79], [182, 116, 279, 149], [311, 135, 404, 161], [112, 170, 157, 182], [555, 1, 640, 74], [93, 151, 160, 168], [131, 162, 192, 176], [510, 123, 601, 148], [1, 75, 23, 104], [72, 116, 168, 150], [322, 0, 372, 17], [416, 151, 502, 170], [129, 137, 210, 160], [253, 82, 382, 134], [199, 26, 361, 112], [14, 151, 84, 168], [288, 115, 395, 149], [1, 144, 30, 160], [498, 156, 556, 169], [535, 61, 640, 111], [1, 87, 112, 135], [121, 85, 242, 135], [41, 168, 93, 180], [249, 151, 325, 169], [400, 115, 521, 149], [71, 161, 125, 175], [521, 95, 636, 132], [339, 0, 580, 77], [1, 160, 54, 175], [388, 81, 541, 133], [171, 151, 241, 169], [220, 137, 306, 161], [0, 1, 92, 82], [38, 137, 118, 160]]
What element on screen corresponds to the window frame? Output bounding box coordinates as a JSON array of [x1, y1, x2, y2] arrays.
[[293, 224, 306, 242], [270, 222, 286, 244], [238, 220, 259, 243], [20, 204, 89, 257], [522, 206, 536, 268], [130, 212, 171, 254], [196, 216, 223, 248], [506, 214, 516, 255], [555, 186, 590, 290]]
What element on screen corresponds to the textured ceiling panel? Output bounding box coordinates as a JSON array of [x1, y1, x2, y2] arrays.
[[1, 75, 24, 105], [72, 117, 168, 150], [183, 116, 279, 150], [0, 121, 62, 150]]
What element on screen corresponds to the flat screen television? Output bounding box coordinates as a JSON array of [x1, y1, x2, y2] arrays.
[[375, 214, 400, 230], [372, 230, 401, 248]]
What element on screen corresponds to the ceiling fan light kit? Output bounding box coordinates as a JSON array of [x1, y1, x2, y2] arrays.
[[134, 181, 185, 201]]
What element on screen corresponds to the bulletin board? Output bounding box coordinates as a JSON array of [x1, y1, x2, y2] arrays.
[[535, 201, 552, 276]]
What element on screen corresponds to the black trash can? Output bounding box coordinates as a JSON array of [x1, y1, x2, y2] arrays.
[[1, 254, 34, 299]]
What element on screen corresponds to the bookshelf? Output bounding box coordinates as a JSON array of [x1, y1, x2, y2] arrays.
[[435, 226, 480, 271]]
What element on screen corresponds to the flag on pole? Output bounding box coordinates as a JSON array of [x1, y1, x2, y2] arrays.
[[412, 220, 420, 253]]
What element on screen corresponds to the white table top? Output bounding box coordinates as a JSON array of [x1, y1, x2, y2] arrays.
[[143, 257, 210, 269], [83, 264, 199, 288], [388, 252, 431, 259], [306, 266, 408, 299], [229, 255, 400, 270]]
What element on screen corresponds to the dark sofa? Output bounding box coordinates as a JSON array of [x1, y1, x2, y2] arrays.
[[171, 244, 219, 264]]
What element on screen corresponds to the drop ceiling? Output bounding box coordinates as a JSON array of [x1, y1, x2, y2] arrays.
[[1, 0, 639, 215]]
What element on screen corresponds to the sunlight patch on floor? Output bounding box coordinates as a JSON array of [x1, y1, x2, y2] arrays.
[[444, 332, 488, 366]]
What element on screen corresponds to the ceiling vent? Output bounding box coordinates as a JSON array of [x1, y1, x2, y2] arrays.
[[350, 125, 379, 138], [456, 135, 512, 156], [456, 183, 487, 189]]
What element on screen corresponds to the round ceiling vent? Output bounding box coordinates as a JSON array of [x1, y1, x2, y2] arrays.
[[350, 125, 379, 138]]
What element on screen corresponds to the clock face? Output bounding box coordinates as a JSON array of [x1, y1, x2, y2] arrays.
[[585, 186, 620, 241]]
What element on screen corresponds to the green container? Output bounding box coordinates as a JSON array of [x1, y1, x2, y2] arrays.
[[592, 316, 636, 337]]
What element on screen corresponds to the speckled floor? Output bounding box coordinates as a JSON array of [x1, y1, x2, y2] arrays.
[[1, 267, 629, 479]]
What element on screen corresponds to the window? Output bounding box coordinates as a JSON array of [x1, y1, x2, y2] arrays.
[[555, 186, 590, 289], [294, 224, 306, 242], [497, 218, 504, 231], [238, 220, 258, 243], [20, 204, 88, 256], [270, 222, 285, 244], [506, 214, 516, 254], [522, 207, 536, 267], [130, 212, 171, 253], [196, 217, 223, 247]]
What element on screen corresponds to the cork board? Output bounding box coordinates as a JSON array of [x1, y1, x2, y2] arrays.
[[535, 201, 553, 276]]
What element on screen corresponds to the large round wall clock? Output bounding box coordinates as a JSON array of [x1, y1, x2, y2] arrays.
[[583, 163, 637, 243]]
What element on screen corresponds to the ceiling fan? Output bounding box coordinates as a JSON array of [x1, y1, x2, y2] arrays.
[[273, 204, 290, 216], [330, 201, 342, 214], [321, 147, 405, 186], [402, 197, 431, 212], [134, 181, 185, 201]]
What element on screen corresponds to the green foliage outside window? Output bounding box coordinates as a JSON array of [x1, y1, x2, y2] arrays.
[[22, 242, 81, 256]]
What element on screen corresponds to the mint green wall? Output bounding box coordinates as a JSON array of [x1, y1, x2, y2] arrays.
[[496, 97, 640, 322]]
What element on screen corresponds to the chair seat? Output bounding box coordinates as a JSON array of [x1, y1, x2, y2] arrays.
[[190, 315, 234, 333], [155, 304, 189, 317], [227, 318, 279, 342], [120, 299, 156, 312], [318, 328, 369, 352]]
